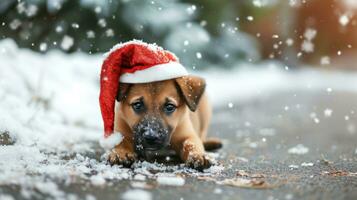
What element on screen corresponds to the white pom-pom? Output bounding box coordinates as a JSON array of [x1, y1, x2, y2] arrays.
[[99, 132, 123, 150]]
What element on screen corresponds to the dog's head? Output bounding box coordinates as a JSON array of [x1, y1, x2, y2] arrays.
[[116, 76, 206, 155]]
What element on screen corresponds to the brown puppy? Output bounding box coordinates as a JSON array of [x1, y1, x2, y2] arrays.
[[107, 75, 221, 170]]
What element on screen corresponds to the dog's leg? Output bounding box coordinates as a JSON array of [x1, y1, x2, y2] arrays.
[[181, 136, 212, 170], [171, 123, 212, 171], [107, 137, 137, 167]]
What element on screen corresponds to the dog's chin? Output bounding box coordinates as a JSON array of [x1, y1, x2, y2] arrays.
[[135, 142, 169, 157]]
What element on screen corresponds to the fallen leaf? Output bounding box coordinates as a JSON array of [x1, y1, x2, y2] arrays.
[[322, 170, 357, 177], [236, 170, 265, 178], [217, 178, 280, 189]]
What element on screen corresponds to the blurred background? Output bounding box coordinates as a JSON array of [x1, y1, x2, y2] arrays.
[[1, 0, 356, 70], [1, 2, 357, 198]]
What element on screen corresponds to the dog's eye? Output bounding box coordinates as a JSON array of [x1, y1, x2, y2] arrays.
[[131, 101, 145, 113], [163, 103, 176, 114]]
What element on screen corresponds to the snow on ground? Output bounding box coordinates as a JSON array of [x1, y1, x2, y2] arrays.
[[1, 39, 357, 198]]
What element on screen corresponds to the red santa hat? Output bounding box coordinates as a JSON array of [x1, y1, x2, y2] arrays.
[[99, 40, 188, 138]]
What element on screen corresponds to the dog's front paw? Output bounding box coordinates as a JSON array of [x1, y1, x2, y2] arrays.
[[185, 153, 212, 171], [107, 148, 137, 167]]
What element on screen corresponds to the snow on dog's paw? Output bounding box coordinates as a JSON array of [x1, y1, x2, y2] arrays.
[[107, 149, 137, 168], [185, 153, 213, 171]]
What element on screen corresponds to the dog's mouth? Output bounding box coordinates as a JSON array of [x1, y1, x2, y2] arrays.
[[134, 137, 170, 157]]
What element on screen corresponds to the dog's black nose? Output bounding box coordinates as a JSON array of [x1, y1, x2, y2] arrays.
[[141, 128, 166, 149], [143, 131, 160, 145], [134, 119, 170, 152]]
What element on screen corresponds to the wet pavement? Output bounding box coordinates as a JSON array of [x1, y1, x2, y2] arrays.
[[2, 90, 357, 200]]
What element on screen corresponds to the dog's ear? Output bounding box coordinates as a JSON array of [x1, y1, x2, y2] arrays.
[[175, 76, 206, 112], [116, 83, 131, 102]]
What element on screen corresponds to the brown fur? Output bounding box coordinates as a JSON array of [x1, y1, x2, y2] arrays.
[[107, 76, 221, 170]]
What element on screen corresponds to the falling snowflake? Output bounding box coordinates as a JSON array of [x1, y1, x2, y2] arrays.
[[105, 29, 114, 37], [60, 35, 74, 51], [86, 30, 95, 38], [304, 29, 317, 40], [286, 38, 294, 46], [71, 23, 80, 29], [55, 25, 63, 33], [301, 40, 314, 53], [98, 18, 107, 27], [324, 108, 333, 117], [187, 5, 196, 15], [320, 56, 330, 65], [301, 28, 317, 53], [339, 14, 350, 26], [228, 102, 234, 108], [39, 43, 47, 52], [196, 52, 202, 59], [9, 19, 21, 30]]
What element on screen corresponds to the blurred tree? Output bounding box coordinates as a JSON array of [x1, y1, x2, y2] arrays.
[[0, 0, 260, 69]]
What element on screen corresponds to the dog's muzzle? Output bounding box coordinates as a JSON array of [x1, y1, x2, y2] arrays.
[[133, 118, 170, 154]]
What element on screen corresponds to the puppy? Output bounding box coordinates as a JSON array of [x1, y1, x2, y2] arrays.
[[107, 76, 222, 170]]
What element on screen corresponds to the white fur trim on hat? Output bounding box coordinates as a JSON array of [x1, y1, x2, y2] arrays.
[[120, 62, 189, 83], [99, 132, 123, 150]]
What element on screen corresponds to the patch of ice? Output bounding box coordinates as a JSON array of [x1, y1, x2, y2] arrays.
[[288, 144, 309, 155], [156, 176, 185, 186]]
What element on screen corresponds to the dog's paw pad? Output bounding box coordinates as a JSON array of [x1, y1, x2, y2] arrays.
[[107, 150, 137, 168], [185, 153, 213, 171]]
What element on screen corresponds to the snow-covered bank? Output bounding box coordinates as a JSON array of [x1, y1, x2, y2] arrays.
[[1, 39, 357, 197], [204, 65, 357, 106]]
